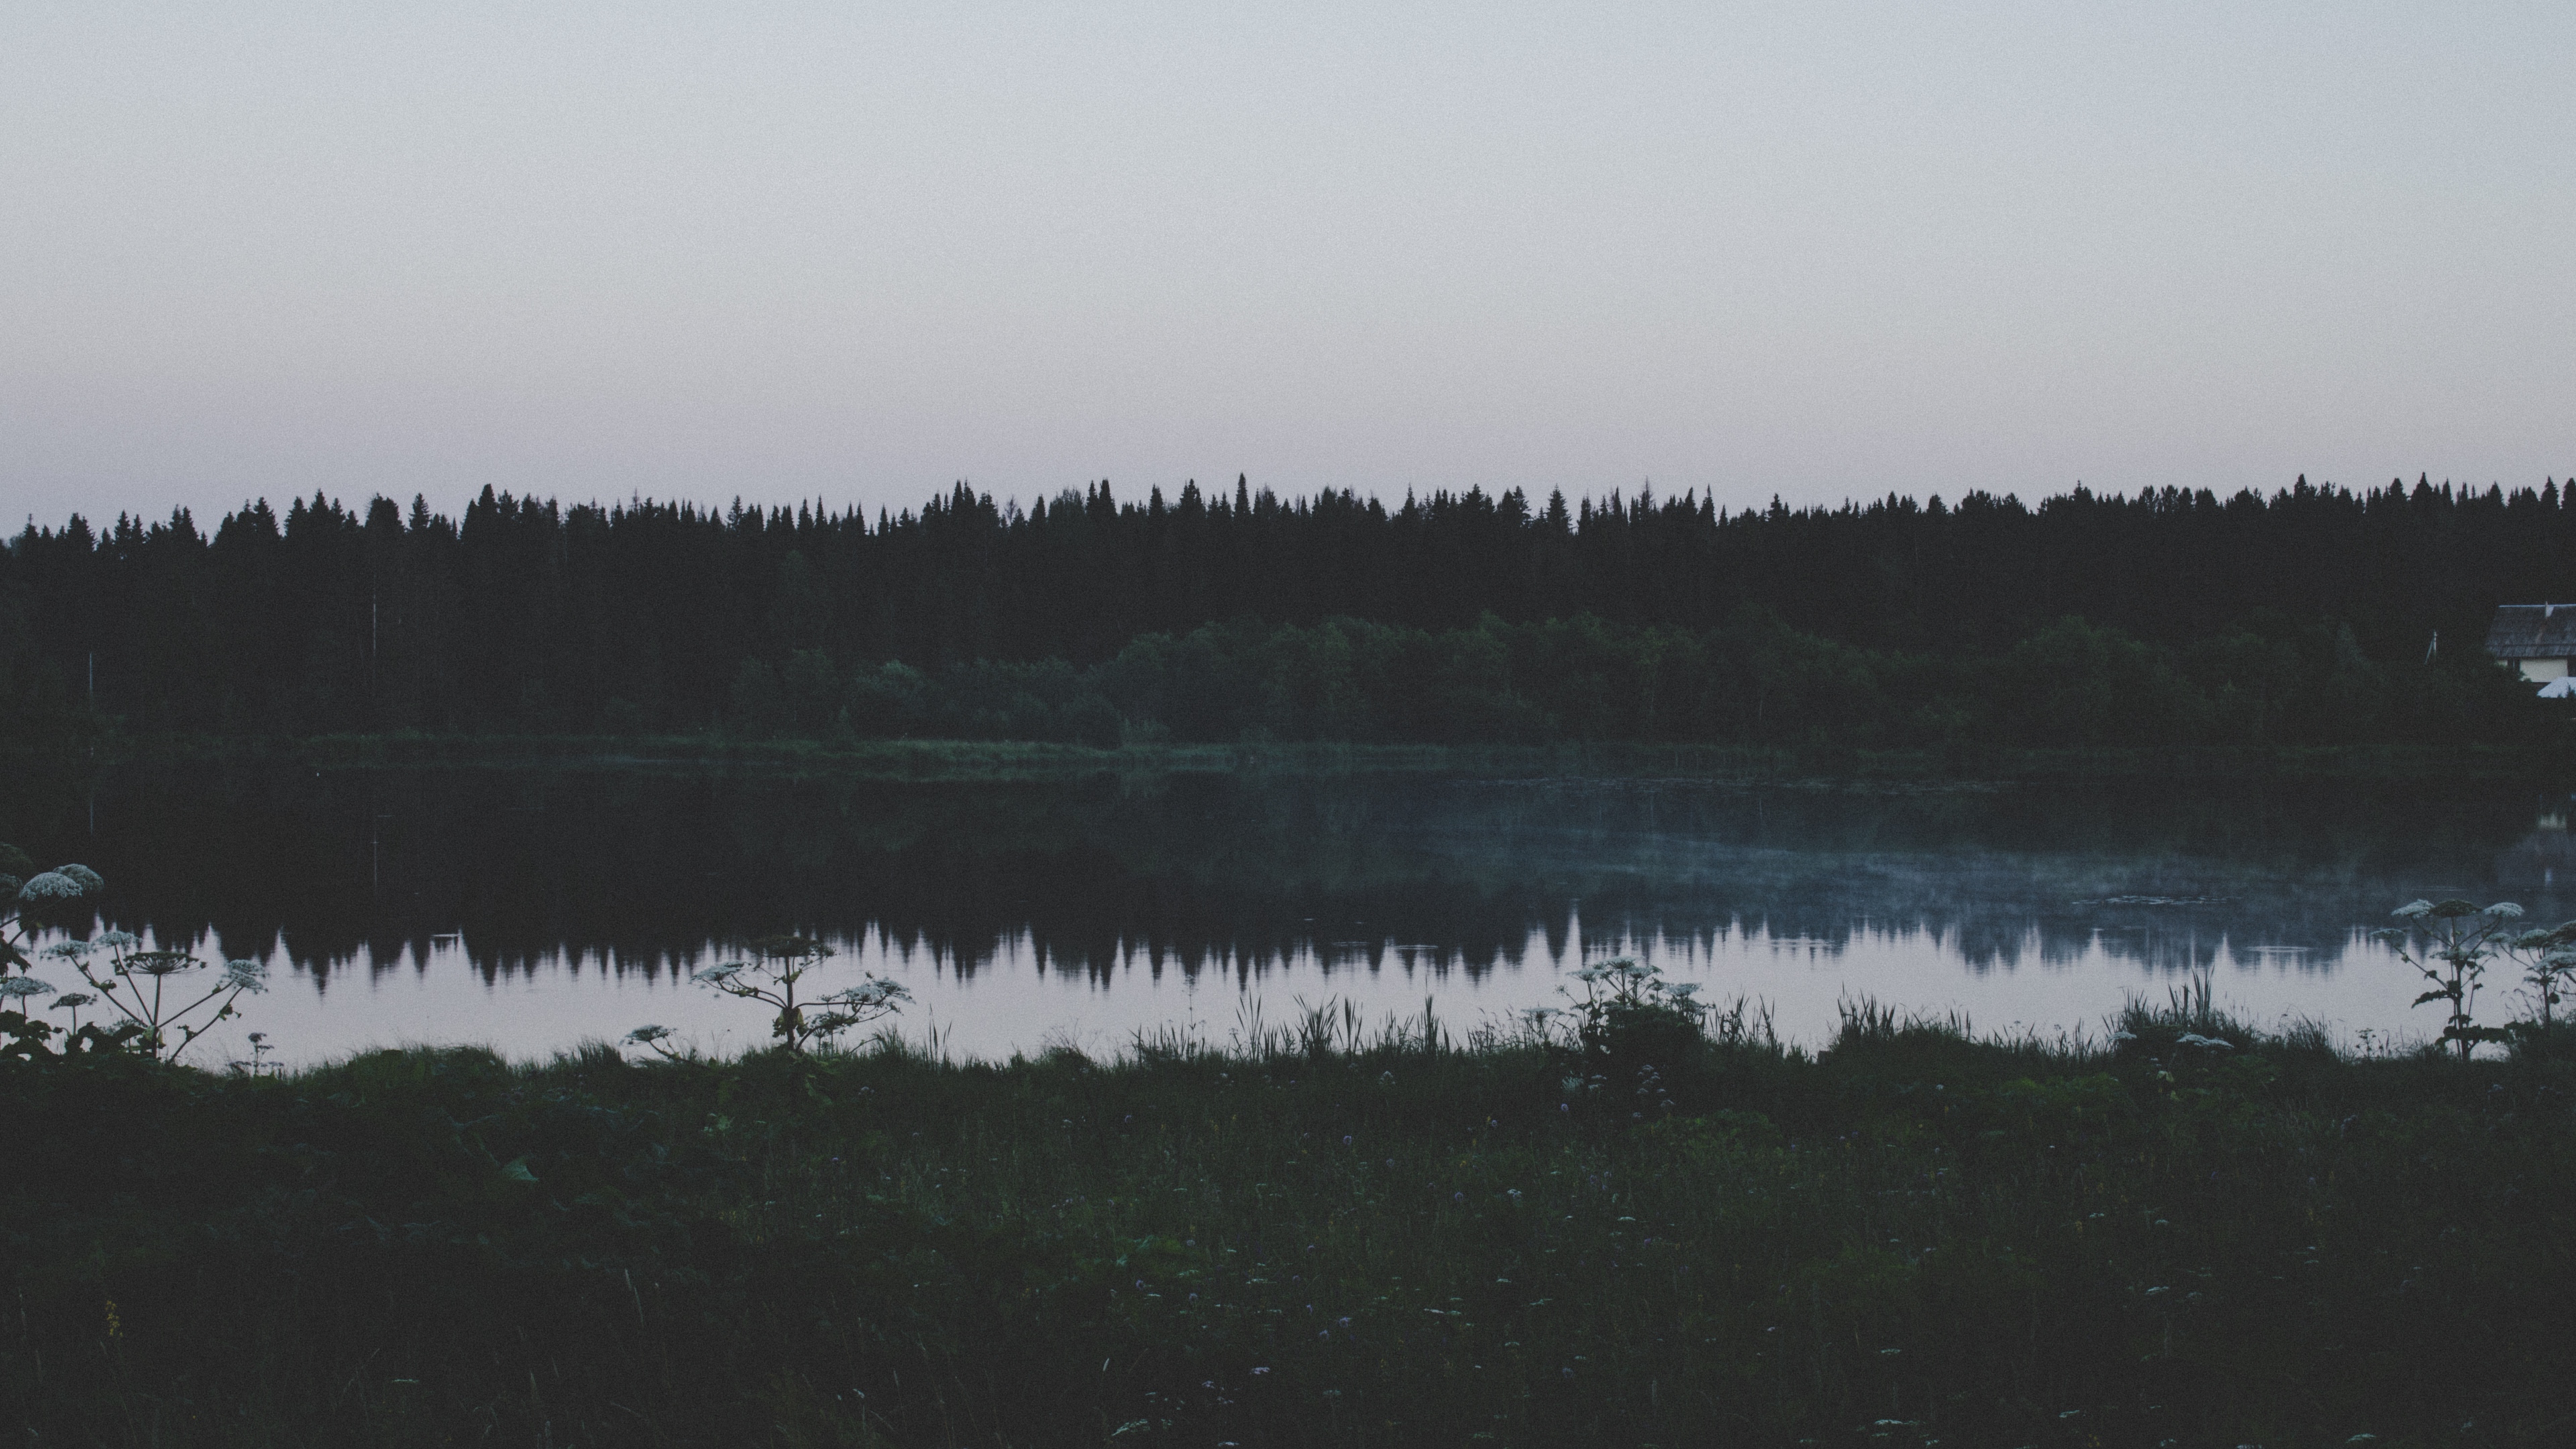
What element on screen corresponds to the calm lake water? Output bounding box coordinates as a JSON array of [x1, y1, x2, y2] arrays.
[[13, 758, 2576, 1066]]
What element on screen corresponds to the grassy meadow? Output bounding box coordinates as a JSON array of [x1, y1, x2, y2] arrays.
[[5, 997, 2573, 1448]]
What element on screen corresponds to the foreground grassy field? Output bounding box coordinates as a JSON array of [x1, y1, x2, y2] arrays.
[[5, 1004, 2572, 1448]]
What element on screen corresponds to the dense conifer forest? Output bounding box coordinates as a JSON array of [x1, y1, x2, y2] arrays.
[[3, 474, 2570, 749]]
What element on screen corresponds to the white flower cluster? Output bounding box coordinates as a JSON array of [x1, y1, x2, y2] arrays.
[[16, 869, 93, 902], [824, 977, 910, 1010], [2, 855, 273, 1059]]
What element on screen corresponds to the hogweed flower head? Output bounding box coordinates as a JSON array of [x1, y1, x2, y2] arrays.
[[0, 977, 52, 1000], [823, 976, 909, 1010], [96, 930, 140, 949], [221, 959, 269, 993], [16, 872, 85, 902], [125, 951, 199, 977], [58, 865, 104, 893]]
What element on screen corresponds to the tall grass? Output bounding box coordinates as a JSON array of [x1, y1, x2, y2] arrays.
[[4, 998, 2571, 1446]]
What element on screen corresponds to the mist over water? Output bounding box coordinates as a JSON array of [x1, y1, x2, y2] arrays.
[[10, 760, 2570, 1065]]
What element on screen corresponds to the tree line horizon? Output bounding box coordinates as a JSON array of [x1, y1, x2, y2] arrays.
[[3, 472, 2570, 749]]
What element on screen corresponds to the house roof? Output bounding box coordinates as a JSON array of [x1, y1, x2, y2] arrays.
[[2485, 604, 2576, 657]]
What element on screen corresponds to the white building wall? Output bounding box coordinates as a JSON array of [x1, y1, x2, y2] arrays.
[[2519, 657, 2569, 682]]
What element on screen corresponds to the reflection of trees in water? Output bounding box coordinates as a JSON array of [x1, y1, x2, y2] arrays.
[[2494, 822, 2576, 896], [2, 761, 2566, 985]]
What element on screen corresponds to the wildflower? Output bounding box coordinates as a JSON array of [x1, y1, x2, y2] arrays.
[[1250, 1366, 1269, 1375], [52, 992, 94, 1009], [824, 975, 910, 1010], [1667, 981, 1702, 997], [97, 930, 139, 948], [2174, 1033, 2233, 1051], [246, 1032, 265, 1044], [221, 959, 269, 992], [0, 977, 53, 1000], [2390, 900, 2434, 919], [625, 1025, 675, 1044], [693, 963, 746, 985], [15, 871, 83, 902], [38, 941, 92, 959], [2485, 902, 2525, 918]]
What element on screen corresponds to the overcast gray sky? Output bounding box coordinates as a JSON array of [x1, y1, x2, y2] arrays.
[[5, 1, 2570, 529]]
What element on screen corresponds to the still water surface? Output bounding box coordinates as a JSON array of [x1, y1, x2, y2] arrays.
[[17, 761, 2576, 1065]]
